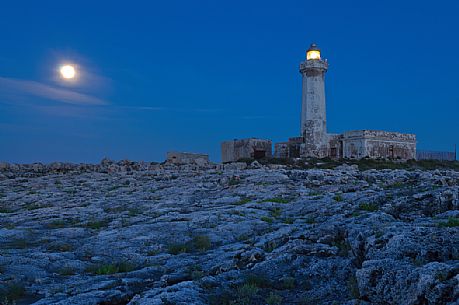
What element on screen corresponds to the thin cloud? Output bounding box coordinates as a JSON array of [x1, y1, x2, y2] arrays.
[[0, 77, 108, 106], [118, 105, 222, 113]]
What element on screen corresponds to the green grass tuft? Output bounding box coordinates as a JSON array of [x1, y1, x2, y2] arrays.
[[270, 207, 282, 218], [88, 262, 135, 275], [266, 292, 283, 305], [234, 197, 252, 205], [0, 283, 25, 303], [333, 194, 344, 202], [261, 216, 274, 223], [260, 197, 291, 204], [438, 217, 459, 228], [359, 202, 379, 212], [85, 219, 110, 230], [167, 234, 212, 255]]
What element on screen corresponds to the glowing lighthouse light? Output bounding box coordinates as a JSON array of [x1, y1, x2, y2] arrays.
[[306, 43, 321, 60]]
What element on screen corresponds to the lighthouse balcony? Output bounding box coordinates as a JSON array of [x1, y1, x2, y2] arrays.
[[300, 59, 328, 72]]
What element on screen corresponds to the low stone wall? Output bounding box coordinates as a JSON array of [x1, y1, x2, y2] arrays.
[[417, 150, 456, 161]]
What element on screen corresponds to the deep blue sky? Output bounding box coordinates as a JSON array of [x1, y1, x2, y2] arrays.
[[1, 0, 458, 163]]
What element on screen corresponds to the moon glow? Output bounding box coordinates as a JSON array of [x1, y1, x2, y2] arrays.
[[60, 65, 76, 79]]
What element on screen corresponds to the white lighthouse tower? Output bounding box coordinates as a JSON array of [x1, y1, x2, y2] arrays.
[[300, 43, 329, 157]]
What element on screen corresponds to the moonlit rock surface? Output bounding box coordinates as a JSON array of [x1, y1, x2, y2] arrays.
[[0, 161, 458, 304]]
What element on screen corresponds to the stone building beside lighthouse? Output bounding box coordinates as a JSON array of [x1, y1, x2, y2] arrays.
[[274, 43, 417, 160]]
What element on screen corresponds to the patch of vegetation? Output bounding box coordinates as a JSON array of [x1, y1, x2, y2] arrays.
[[283, 217, 294, 224], [261, 216, 274, 224], [0, 206, 14, 213], [435, 272, 448, 282], [236, 234, 251, 242], [438, 217, 459, 228], [146, 249, 161, 256], [4, 238, 29, 249], [385, 181, 405, 189], [333, 194, 344, 202], [85, 219, 110, 230], [0, 283, 25, 304], [208, 273, 271, 305], [25, 202, 43, 210], [280, 276, 296, 289], [332, 240, 351, 257], [270, 207, 282, 218], [359, 202, 379, 212], [107, 185, 122, 192], [167, 235, 212, 255], [87, 262, 135, 275], [231, 210, 246, 217], [3, 222, 15, 229], [191, 235, 212, 252], [350, 212, 361, 217], [260, 197, 291, 204], [58, 266, 76, 276], [167, 243, 189, 255], [266, 292, 283, 305], [236, 283, 259, 301], [128, 208, 142, 217], [228, 177, 241, 186], [308, 191, 322, 196], [46, 219, 77, 229], [347, 274, 360, 299], [305, 217, 316, 224], [234, 197, 252, 205], [187, 264, 204, 281], [263, 241, 277, 253], [245, 273, 271, 288], [47, 243, 73, 252]]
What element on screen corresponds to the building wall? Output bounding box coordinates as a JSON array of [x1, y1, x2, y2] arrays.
[[166, 152, 209, 164], [416, 150, 456, 161], [221, 138, 272, 163], [341, 130, 416, 160], [342, 138, 366, 159], [274, 141, 302, 159]]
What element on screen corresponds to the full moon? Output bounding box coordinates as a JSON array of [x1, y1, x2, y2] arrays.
[[60, 65, 76, 79]]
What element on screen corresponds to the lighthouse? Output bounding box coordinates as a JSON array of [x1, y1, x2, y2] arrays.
[[300, 43, 329, 157]]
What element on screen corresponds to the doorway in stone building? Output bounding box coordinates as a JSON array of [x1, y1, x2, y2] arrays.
[[253, 150, 266, 159], [389, 145, 394, 159]]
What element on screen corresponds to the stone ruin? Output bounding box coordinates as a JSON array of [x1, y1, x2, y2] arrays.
[[166, 151, 209, 166], [221, 138, 272, 163]]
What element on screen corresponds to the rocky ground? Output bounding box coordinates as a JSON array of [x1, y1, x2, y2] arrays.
[[0, 160, 458, 305]]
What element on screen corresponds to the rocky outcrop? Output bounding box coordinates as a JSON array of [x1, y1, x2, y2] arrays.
[[0, 162, 458, 304]]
